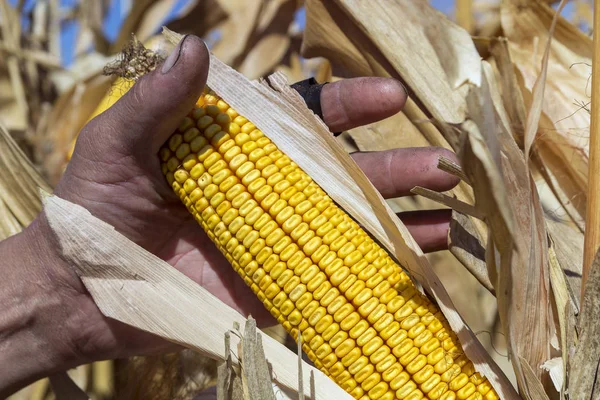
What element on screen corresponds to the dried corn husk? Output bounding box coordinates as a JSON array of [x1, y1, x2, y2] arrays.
[[501, 0, 592, 227]]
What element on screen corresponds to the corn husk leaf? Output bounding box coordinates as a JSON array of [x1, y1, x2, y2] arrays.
[[449, 210, 494, 293], [42, 192, 351, 400], [459, 54, 562, 397]]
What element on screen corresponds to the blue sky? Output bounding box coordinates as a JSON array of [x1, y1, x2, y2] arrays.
[[9, 0, 575, 66]]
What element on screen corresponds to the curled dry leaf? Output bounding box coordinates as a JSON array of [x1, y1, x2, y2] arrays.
[[501, 0, 592, 225], [460, 57, 561, 398]]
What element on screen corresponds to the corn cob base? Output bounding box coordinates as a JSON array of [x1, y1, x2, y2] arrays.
[[159, 90, 499, 400]]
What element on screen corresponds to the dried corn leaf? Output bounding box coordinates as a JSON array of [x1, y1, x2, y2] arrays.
[[43, 192, 352, 400], [456, 0, 475, 34], [40, 74, 114, 184], [137, 0, 228, 48], [547, 219, 583, 310], [332, 0, 480, 123], [522, 0, 568, 172], [449, 210, 493, 293], [487, 37, 583, 230], [110, 0, 156, 52], [0, 0, 28, 132], [348, 111, 432, 151], [501, 0, 592, 223], [456, 51, 562, 398]]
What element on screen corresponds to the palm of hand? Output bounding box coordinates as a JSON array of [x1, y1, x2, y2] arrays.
[[53, 147, 272, 359]]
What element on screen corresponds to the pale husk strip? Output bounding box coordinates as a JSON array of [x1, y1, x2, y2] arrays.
[[332, 0, 480, 124], [42, 192, 351, 400], [462, 59, 560, 398], [523, 0, 568, 174], [438, 156, 470, 184], [501, 0, 592, 225], [410, 186, 484, 220], [203, 50, 517, 398]]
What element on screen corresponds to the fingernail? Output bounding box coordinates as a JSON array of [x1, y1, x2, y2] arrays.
[[397, 79, 409, 96], [162, 35, 187, 74]]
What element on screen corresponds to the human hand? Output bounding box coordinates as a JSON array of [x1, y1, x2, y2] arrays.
[[0, 35, 458, 395]]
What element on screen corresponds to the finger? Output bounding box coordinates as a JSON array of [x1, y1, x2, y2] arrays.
[[320, 77, 407, 132], [399, 209, 451, 253], [351, 147, 460, 198], [80, 35, 209, 159]]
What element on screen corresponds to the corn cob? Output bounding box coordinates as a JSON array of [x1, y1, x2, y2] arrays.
[[159, 89, 499, 400]]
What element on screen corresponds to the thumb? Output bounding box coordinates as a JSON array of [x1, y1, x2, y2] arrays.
[[79, 35, 209, 161]]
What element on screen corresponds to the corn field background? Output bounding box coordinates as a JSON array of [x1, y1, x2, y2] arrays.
[[0, 0, 597, 399]]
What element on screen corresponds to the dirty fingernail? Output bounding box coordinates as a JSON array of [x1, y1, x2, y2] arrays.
[[162, 36, 187, 74]]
